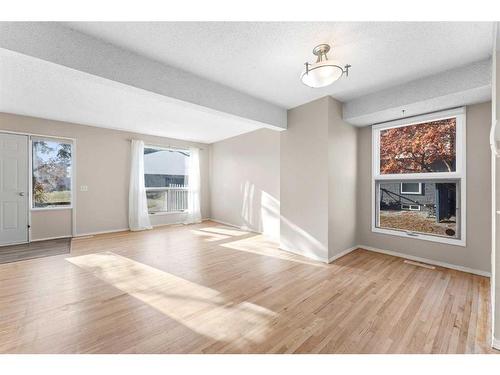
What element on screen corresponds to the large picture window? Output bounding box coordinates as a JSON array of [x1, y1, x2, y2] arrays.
[[144, 146, 190, 214], [32, 137, 73, 209], [372, 108, 466, 245]]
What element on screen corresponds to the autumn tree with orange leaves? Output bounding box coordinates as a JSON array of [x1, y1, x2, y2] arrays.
[[380, 118, 456, 174]]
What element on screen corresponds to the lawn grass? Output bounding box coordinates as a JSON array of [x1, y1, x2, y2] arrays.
[[45, 191, 71, 203], [34, 190, 71, 207]]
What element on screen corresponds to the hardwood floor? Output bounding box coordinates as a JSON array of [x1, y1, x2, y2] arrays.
[[0, 221, 495, 353], [0, 238, 71, 264]]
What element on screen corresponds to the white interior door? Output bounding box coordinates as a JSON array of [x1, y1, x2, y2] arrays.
[[0, 133, 28, 245]]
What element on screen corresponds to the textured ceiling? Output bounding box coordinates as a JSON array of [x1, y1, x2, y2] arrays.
[[64, 22, 495, 108], [0, 49, 265, 143]]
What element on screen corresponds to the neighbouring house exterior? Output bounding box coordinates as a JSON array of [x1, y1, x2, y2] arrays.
[[380, 182, 456, 222], [145, 174, 186, 187], [380, 182, 435, 209], [144, 148, 189, 187], [143, 148, 189, 212]]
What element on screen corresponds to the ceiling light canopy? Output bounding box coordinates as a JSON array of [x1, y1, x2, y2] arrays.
[[301, 44, 351, 88]]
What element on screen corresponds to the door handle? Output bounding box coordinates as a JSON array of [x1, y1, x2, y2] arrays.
[[19, 192, 25, 197]]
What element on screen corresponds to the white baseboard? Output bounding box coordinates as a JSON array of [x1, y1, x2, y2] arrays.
[[280, 244, 357, 264], [74, 227, 130, 238], [73, 218, 212, 238], [151, 221, 185, 228], [328, 246, 358, 263], [31, 235, 72, 242], [272, 243, 491, 277], [208, 218, 257, 232], [279, 243, 329, 263], [150, 217, 211, 228], [492, 337, 500, 350], [358, 244, 491, 277]]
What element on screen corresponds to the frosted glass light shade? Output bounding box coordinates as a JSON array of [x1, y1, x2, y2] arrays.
[[301, 61, 344, 88]]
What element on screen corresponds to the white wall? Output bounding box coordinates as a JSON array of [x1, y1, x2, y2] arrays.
[[280, 98, 330, 261], [31, 209, 72, 241], [278, 97, 358, 262], [493, 46, 500, 346], [209, 129, 280, 241], [328, 98, 358, 259]]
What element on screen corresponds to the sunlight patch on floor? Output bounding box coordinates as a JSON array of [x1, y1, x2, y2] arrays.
[[190, 229, 230, 242], [66, 252, 277, 345], [221, 235, 328, 268]]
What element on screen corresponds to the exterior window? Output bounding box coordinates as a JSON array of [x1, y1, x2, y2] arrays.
[[401, 204, 421, 211], [144, 146, 189, 213], [379, 118, 457, 174], [32, 137, 72, 208], [379, 181, 459, 238], [400, 182, 422, 195], [372, 108, 466, 245]]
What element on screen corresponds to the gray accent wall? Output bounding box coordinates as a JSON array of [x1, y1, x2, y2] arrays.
[[357, 101, 492, 273]]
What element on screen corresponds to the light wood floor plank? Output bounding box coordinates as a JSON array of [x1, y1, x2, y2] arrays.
[[0, 221, 496, 353]]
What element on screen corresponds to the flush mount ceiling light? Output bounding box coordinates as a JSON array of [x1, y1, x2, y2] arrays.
[[301, 43, 351, 88]]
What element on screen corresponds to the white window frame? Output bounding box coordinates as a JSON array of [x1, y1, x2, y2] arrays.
[[144, 145, 190, 215], [31, 136, 74, 211], [371, 107, 466, 246], [400, 182, 422, 195], [401, 204, 421, 211]]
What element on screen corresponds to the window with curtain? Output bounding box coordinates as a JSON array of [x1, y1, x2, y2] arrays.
[[372, 108, 466, 245], [143, 146, 190, 213], [32, 137, 73, 209]]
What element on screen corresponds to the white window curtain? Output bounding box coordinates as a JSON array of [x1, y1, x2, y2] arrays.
[[185, 147, 202, 224], [129, 140, 152, 231]]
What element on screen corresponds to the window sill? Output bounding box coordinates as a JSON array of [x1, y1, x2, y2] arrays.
[[371, 227, 466, 247], [149, 211, 188, 216], [31, 206, 73, 211]]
